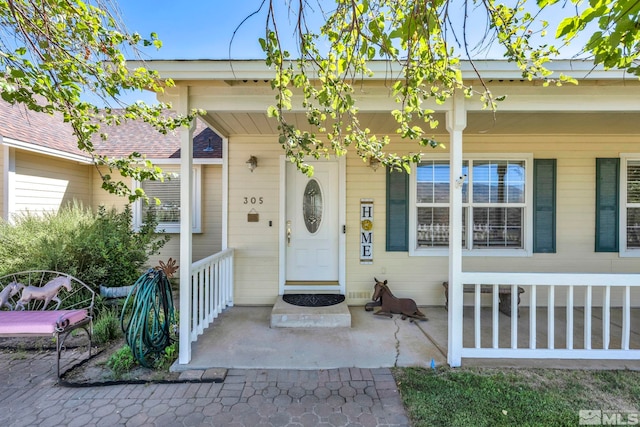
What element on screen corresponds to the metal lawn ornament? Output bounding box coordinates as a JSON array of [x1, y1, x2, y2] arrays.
[[0, 281, 24, 310], [15, 276, 72, 310], [156, 257, 178, 278], [369, 278, 427, 321]]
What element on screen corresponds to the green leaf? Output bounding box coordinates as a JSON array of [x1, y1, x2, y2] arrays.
[[267, 105, 279, 118], [556, 17, 579, 39]]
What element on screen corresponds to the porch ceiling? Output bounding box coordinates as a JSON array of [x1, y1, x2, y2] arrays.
[[205, 111, 640, 137]]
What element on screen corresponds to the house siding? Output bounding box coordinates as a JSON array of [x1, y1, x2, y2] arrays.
[[227, 135, 281, 305], [11, 150, 91, 217], [364, 134, 640, 306], [227, 132, 640, 306]]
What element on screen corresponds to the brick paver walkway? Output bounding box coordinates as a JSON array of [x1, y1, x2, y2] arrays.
[[0, 350, 411, 426]]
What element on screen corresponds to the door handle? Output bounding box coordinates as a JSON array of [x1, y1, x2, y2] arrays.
[[287, 220, 292, 246]]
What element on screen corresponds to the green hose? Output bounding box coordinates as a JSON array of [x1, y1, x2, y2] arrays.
[[120, 268, 176, 368]]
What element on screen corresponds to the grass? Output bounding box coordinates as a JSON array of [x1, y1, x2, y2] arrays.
[[395, 367, 640, 427], [10, 349, 28, 360]]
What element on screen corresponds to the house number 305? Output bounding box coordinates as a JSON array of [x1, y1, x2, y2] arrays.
[[243, 197, 264, 205]]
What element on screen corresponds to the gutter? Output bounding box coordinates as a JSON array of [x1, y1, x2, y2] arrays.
[[1, 137, 93, 164], [129, 58, 632, 81]]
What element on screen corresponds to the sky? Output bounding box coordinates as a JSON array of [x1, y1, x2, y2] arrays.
[[115, 0, 588, 60], [111, 1, 277, 104], [117, 1, 279, 61], [113, 0, 327, 105], [112, 0, 588, 105]]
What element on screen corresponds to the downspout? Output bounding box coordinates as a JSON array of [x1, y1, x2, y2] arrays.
[[446, 90, 467, 367], [178, 86, 195, 365]]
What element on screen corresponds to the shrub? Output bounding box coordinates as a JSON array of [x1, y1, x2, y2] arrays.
[[0, 201, 94, 274], [0, 201, 170, 290], [79, 205, 170, 288], [93, 308, 122, 345]]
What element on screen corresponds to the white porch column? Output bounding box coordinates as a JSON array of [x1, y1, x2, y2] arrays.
[[178, 86, 195, 364], [3, 144, 12, 221], [446, 91, 467, 367], [221, 135, 229, 249]]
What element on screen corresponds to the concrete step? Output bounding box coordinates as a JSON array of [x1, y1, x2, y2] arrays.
[[270, 296, 351, 328]]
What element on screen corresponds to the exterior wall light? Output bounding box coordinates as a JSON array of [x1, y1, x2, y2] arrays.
[[369, 157, 381, 172], [246, 155, 258, 172]]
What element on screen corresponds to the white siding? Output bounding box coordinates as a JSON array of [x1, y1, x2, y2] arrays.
[[227, 136, 281, 305], [11, 150, 91, 218]]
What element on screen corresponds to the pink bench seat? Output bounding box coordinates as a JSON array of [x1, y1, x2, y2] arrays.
[[0, 271, 95, 378], [0, 310, 89, 335]]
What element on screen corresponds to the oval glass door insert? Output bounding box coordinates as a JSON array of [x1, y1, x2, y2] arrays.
[[303, 179, 323, 233]]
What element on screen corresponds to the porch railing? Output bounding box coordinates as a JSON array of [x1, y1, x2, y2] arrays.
[[453, 272, 640, 361], [189, 248, 234, 343]]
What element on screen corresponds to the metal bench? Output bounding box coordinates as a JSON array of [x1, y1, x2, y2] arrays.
[[0, 271, 94, 377], [442, 281, 524, 317]]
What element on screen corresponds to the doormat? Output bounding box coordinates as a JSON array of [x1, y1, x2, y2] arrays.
[[282, 294, 345, 307]]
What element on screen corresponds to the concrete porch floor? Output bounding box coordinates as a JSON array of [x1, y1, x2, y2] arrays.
[[178, 305, 640, 371], [182, 306, 448, 371]]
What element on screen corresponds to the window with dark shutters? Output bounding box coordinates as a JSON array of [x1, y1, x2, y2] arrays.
[[595, 158, 620, 252], [386, 168, 409, 251], [533, 159, 557, 253]]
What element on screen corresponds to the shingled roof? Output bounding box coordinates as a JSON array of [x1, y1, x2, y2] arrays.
[[93, 114, 222, 160], [0, 100, 86, 158], [0, 100, 222, 160]]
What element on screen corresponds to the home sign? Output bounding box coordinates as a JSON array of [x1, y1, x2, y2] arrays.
[[360, 199, 373, 264]]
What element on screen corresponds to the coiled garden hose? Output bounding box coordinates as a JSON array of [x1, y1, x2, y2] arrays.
[[120, 268, 176, 368]]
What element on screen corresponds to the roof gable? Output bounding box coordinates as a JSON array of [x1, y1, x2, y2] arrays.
[[93, 115, 222, 160], [0, 99, 221, 160]]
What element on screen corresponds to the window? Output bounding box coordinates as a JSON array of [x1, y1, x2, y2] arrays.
[[133, 165, 201, 233], [599, 156, 640, 256], [616, 154, 640, 257], [471, 160, 526, 249], [414, 160, 468, 249], [625, 160, 640, 251], [409, 155, 532, 255]]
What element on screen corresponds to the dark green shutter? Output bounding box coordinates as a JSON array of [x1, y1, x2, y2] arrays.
[[533, 159, 557, 253], [386, 168, 409, 251], [595, 158, 619, 252]]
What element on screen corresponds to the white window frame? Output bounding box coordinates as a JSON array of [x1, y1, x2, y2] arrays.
[[133, 164, 202, 234], [619, 154, 640, 257], [409, 153, 533, 257]]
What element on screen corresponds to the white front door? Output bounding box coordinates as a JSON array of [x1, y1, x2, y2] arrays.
[[285, 160, 340, 286]]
